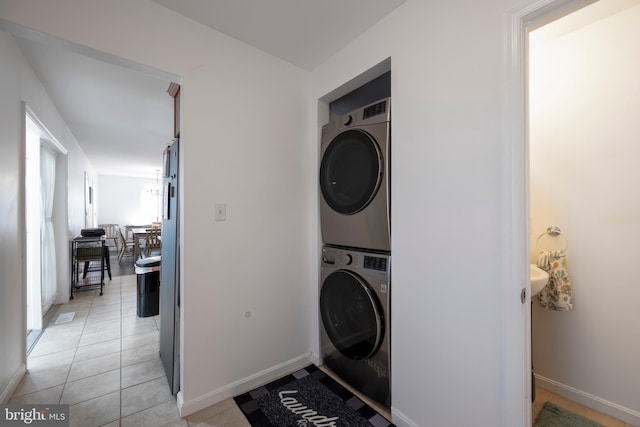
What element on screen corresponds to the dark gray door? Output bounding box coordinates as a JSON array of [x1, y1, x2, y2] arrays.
[[160, 139, 180, 395], [319, 129, 383, 215]]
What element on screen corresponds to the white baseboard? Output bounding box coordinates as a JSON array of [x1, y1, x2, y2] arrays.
[[391, 407, 418, 427], [535, 374, 640, 426], [310, 352, 321, 367], [0, 364, 26, 403], [177, 353, 312, 417]]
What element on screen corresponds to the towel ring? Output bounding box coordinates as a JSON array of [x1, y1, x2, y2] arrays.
[[536, 226, 569, 253]]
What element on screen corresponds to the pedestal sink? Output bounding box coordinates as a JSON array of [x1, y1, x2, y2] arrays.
[[530, 264, 549, 296]]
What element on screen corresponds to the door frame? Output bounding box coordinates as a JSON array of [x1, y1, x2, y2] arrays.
[[23, 103, 69, 337], [502, 0, 597, 425]]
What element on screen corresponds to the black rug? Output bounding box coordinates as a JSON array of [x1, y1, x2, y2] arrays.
[[234, 365, 394, 427], [534, 402, 605, 427]]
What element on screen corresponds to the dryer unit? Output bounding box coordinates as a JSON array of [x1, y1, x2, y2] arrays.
[[319, 98, 390, 252], [320, 246, 391, 407]]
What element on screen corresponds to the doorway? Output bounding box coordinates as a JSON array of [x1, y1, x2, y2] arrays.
[[506, 0, 640, 425], [527, 1, 640, 424], [25, 106, 69, 353]]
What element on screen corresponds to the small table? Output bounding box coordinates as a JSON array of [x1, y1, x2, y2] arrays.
[[124, 224, 152, 239], [131, 228, 162, 261], [70, 236, 108, 298]]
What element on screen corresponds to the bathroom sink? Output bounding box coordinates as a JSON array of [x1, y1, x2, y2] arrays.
[[530, 264, 549, 296]]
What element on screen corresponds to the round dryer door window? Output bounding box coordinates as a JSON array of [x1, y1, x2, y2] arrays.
[[320, 270, 384, 360], [319, 129, 383, 215]]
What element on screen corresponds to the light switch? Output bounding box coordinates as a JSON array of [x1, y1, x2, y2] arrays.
[[215, 203, 226, 221]]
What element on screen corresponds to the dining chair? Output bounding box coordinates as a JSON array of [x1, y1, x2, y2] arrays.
[[117, 228, 135, 263], [98, 223, 120, 253], [144, 228, 162, 257]]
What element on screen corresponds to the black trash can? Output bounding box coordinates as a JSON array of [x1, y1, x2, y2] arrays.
[[135, 256, 161, 317]]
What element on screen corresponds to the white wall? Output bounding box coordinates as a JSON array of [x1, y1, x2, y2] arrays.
[[530, 4, 640, 423], [97, 175, 159, 227], [0, 28, 96, 401], [0, 0, 313, 415], [178, 39, 312, 415]]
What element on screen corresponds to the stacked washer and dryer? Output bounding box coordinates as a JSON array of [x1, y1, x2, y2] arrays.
[[318, 97, 391, 407]]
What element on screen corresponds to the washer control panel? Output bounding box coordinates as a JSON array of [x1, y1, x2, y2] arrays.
[[363, 255, 387, 272], [321, 247, 390, 275]]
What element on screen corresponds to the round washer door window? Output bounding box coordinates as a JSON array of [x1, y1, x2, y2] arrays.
[[320, 270, 384, 360], [319, 129, 383, 215]]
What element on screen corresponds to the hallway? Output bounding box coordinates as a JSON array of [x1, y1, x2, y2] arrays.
[[9, 268, 247, 426]]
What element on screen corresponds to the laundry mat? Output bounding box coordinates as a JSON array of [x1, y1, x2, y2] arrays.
[[234, 364, 394, 427], [534, 402, 605, 427]]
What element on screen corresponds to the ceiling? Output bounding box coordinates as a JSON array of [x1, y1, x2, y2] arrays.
[[11, 1, 405, 179], [530, 0, 640, 42], [16, 36, 176, 179], [152, 0, 405, 71]]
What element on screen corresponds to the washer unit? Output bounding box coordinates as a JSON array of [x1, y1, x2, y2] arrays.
[[319, 246, 391, 407], [319, 98, 391, 252]]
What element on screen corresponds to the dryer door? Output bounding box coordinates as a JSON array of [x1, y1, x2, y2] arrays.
[[320, 270, 384, 360], [319, 129, 383, 215]]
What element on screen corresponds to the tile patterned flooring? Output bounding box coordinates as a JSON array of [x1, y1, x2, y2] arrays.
[[10, 273, 249, 427]]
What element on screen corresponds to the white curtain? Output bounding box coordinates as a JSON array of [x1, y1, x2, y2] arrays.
[[40, 144, 57, 313]]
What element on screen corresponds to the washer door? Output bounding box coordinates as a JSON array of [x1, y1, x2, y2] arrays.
[[320, 270, 384, 360], [319, 129, 383, 215]]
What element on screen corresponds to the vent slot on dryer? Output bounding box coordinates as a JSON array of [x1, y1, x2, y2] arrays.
[[362, 100, 387, 120]]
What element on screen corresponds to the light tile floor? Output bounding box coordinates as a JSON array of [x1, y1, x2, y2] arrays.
[[10, 274, 249, 427], [532, 386, 635, 426]]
